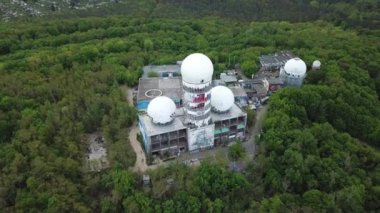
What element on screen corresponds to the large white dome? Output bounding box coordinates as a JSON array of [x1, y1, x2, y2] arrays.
[[284, 58, 307, 76], [181, 53, 213, 84], [147, 96, 176, 124], [211, 86, 234, 113]]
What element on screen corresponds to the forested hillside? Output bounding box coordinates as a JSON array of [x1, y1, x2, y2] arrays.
[[162, 0, 380, 29], [0, 16, 379, 211], [2, 0, 379, 29]]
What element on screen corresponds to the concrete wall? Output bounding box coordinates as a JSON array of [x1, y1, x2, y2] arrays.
[[138, 120, 151, 153], [187, 124, 215, 151], [149, 129, 187, 155]]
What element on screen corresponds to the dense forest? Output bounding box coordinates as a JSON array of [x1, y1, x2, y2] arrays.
[[3, 0, 379, 29], [161, 0, 379, 29], [0, 6, 379, 213]]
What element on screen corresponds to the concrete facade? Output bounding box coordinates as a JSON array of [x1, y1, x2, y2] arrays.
[[138, 103, 247, 157]]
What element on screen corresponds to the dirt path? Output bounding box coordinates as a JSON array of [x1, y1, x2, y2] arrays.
[[121, 85, 150, 172], [243, 104, 269, 158], [128, 123, 148, 172], [253, 105, 268, 137], [121, 85, 134, 105]]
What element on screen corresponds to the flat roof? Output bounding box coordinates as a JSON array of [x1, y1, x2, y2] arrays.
[[220, 74, 237, 83], [137, 77, 183, 102], [229, 86, 247, 97], [252, 84, 268, 96], [211, 104, 246, 122], [260, 51, 295, 66], [267, 77, 284, 85], [139, 114, 187, 136], [212, 79, 226, 86], [142, 65, 181, 78], [240, 80, 268, 97]]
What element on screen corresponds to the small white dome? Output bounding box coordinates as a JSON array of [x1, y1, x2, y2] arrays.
[[181, 53, 213, 84], [147, 96, 176, 124], [312, 60, 321, 69], [284, 58, 307, 76], [211, 86, 234, 113]]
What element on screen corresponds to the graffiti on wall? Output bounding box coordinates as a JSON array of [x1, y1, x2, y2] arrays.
[[188, 124, 215, 151]]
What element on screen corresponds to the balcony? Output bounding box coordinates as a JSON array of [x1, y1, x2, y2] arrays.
[[214, 127, 230, 135], [152, 143, 160, 151], [169, 132, 179, 139], [237, 123, 245, 129]]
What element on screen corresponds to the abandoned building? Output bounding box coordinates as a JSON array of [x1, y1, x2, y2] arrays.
[[138, 53, 247, 157]]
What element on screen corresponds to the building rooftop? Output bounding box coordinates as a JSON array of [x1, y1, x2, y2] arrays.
[[240, 80, 268, 97], [212, 79, 226, 86], [267, 77, 284, 85], [139, 113, 187, 136], [211, 104, 246, 122], [229, 86, 247, 97], [252, 83, 268, 97], [259, 51, 295, 68], [220, 73, 238, 84], [137, 77, 183, 102], [142, 64, 181, 78]]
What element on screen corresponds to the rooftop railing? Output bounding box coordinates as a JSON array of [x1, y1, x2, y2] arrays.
[[183, 84, 212, 93]]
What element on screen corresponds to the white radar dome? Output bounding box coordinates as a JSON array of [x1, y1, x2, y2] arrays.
[[211, 86, 234, 113], [284, 58, 307, 76], [181, 53, 213, 84], [312, 60, 321, 69], [147, 96, 176, 124]]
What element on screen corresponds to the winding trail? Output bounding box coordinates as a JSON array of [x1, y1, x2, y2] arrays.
[[128, 123, 148, 172], [233, 68, 268, 157], [121, 86, 149, 172], [247, 105, 268, 157]]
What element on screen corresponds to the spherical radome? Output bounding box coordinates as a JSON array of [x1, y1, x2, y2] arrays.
[[312, 60, 321, 69], [284, 58, 307, 76], [181, 53, 213, 84], [211, 86, 234, 112], [147, 96, 176, 124]]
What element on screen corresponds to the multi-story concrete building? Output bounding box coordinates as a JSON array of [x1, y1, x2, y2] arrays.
[[138, 53, 247, 157]]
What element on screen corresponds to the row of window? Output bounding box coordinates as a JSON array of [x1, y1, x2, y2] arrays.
[[187, 103, 211, 111], [186, 111, 211, 121], [183, 84, 212, 93]]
